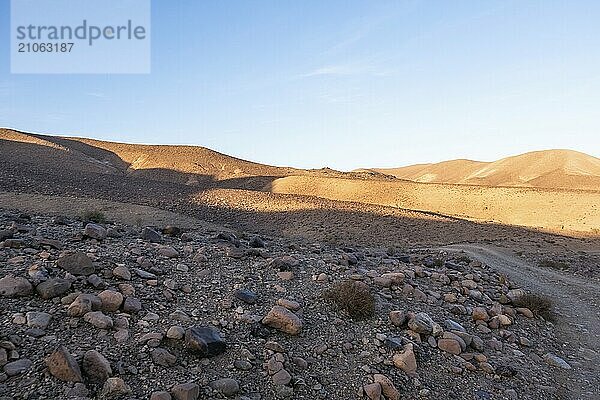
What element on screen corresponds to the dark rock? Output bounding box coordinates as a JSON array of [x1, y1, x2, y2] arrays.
[[100, 377, 132, 398], [0, 275, 32, 297], [234, 288, 257, 304], [408, 312, 434, 335], [250, 322, 271, 338], [36, 278, 72, 299], [123, 297, 142, 314], [3, 359, 32, 376], [209, 378, 240, 397], [151, 391, 172, 400], [185, 327, 227, 358], [57, 251, 95, 276], [87, 274, 105, 289], [38, 238, 63, 249], [84, 223, 107, 240], [249, 236, 265, 248], [444, 319, 466, 332], [152, 348, 177, 367], [171, 382, 199, 400], [82, 350, 112, 382], [142, 227, 163, 243], [0, 230, 14, 241], [134, 268, 157, 280], [384, 337, 404, 350]]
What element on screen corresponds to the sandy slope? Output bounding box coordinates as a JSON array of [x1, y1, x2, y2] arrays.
[[270, 175, 600, 234], [368, 149, 600, 190]]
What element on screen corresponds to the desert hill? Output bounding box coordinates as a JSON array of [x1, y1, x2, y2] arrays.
[[364, 150, 600, 191], [1, 128, 599, 236], [0, 128, 303, 188]]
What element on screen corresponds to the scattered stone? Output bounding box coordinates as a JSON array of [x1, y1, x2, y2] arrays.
[[152, 348, 177, 367], [234, 288, 258, 304], [389, 310, 407, 327], [68, 293, 101, 317], [112, 265, 131, 280], [123, 297, 142, 313], [0, 275, 32, 297], [151, 391, 172, 400], [171, 382, 200, 400], [98, 290, 124, 312], [142, 227, 163, 243], [408, 312, 434, 335], [437, 338, 462, 355], [45, 346, 83, 382], [36, 278, 72, 299], [543, 353, 571, 369], [363, 383, 382, 400], [209, 378, 240, 397], [3, 359, 32, 376], [272, 368, 292, 385], [56, 251, 95, 276], [185, 327, 227, 357], [262, 306, 303, 335], [26, 311, 52, 329], [277, 298, 301, 311], [167, 326, 185, 340], [84, 223, 107, 240], [83, 350, 112, 382], [373, 374, 400, 400], [100, 377, 132, 398], [84, 311, 114, 329], [393, 344, 417, 375], [159, 246, 179, 258], [472, 307, 489, 321]]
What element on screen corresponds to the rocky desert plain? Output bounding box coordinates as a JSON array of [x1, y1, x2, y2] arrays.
[[0, 128, 599, 400]]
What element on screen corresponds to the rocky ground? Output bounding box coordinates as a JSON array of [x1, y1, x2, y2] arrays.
[[0, 208, 583, 400]]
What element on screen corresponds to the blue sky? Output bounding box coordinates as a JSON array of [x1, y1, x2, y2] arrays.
[[1, 0, 599, 170]]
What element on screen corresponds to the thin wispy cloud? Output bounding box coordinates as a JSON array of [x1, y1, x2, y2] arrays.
[[85, 92, 107, 99], [302, 62, 393, 78]]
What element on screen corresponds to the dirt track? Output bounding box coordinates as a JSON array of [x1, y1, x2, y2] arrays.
[[440, 243, 600, 400]]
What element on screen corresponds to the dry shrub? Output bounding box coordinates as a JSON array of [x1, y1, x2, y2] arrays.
[[81, 209, 106, 224], [456, 255, 471, 264], [323, 280, 374, 320], [538, 259, 569, 271], [513, 293, 555, 322]]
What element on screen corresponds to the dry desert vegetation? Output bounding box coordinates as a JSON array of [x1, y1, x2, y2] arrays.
[[0, 128, 599, 400]]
